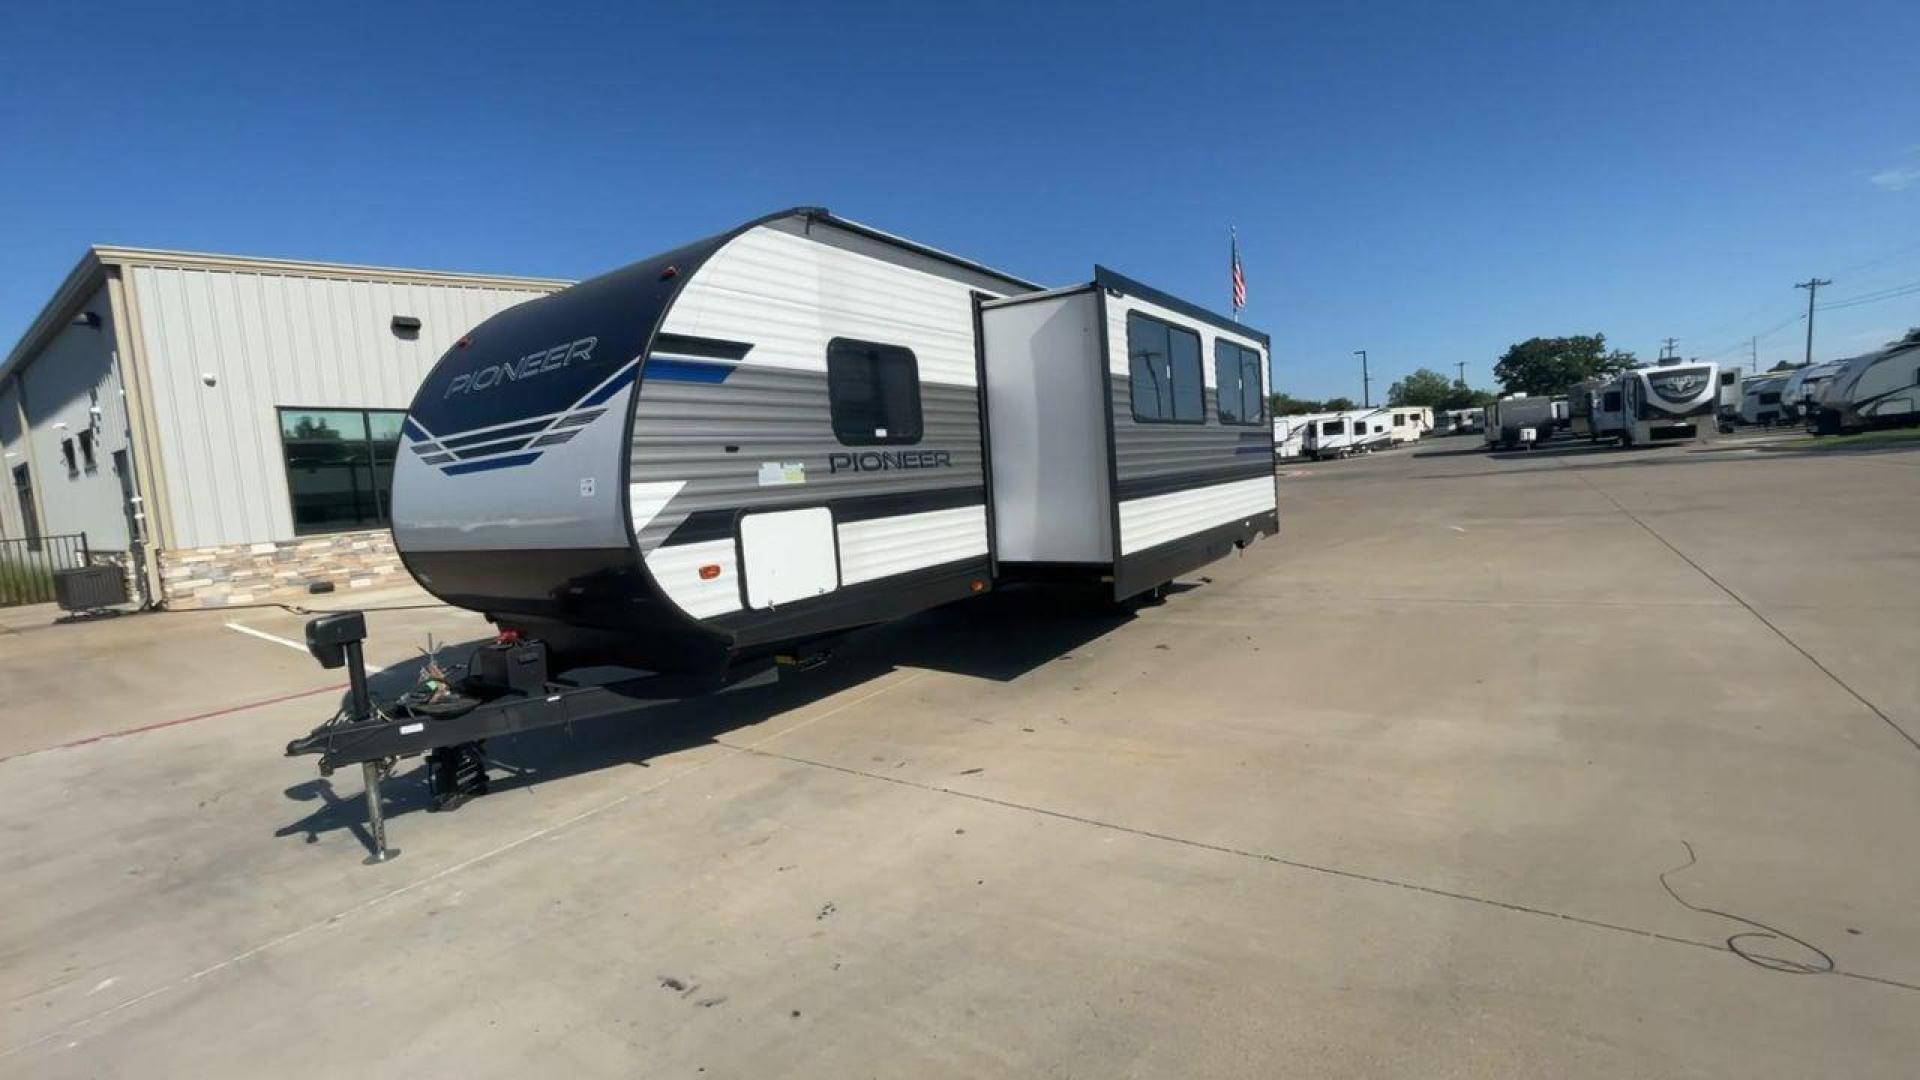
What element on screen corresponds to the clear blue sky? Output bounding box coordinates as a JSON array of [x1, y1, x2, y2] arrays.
[[4, 1, 1917, 401]]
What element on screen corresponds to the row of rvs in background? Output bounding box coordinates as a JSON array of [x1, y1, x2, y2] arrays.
[[1271, 328, 1920, 462], [1273, 406, 1433, 459], [1732, 329, 1920, 434]]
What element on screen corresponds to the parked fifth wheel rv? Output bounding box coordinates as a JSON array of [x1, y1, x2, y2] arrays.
[[1484, 394, 1556, 449], [1807, 329, 1920, 435], [1613, 360, 1721, 445], [392, 208, 1277, 674]]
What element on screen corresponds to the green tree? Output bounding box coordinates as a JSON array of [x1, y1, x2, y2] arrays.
[[1493, 334, 1637, 395], [1386, 368, 1458, 408], [1323, 396, 1358, 411], [1267, 392, 1325, 415]]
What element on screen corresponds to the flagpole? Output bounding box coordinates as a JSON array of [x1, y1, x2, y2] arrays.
[[1230, 226, 1239, 323]]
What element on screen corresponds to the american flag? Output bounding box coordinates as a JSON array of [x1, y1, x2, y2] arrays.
[[1230, 229, 1247, 313]]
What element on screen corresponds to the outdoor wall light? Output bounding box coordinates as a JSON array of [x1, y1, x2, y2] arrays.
[[71, 311, 101, 329], [391, 315, 422, 339], [202, 373, 218, 387]]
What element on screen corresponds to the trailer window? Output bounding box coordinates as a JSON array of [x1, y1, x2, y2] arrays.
[[278, 407, 409, 534], [1602, 390, 1622, 412], [1321, 420, 1345, 435], [827, 339, 922, 446], [1211, 340, 1266, 425], [1128, 312, 1204, 423]]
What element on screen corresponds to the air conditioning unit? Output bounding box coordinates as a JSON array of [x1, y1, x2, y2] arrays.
[[53, 565, 128, 611]]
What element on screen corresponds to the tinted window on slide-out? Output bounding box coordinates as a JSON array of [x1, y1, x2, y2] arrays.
[[1603, 391, 1623, 412], [1128, 312, 1205, 422], [827, 338, 922, 446], [1322, 420, 1345, 435], [1212, 340, 1266, 425]]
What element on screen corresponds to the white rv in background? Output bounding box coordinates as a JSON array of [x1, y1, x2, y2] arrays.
[[1387, 406, 1432, 443], [1351, 408, 1394, 452], [1274, 412, 1335, 459], [1807, 330, 1920, 435], [1302, 409, 1387, 459]]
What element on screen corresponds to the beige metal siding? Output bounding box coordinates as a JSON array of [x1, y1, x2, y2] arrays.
[[127, 266, 558, 548]]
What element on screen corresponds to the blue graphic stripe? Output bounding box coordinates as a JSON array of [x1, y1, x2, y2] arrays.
[[443, 452, 542, 476], [579, 363, 638, 407], [401, 418, 431, 443], [645, 355, 736, 384]]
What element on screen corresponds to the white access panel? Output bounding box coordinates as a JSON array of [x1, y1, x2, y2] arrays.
[[980, 291, 1112, 563], [739, 507, 839, 608]]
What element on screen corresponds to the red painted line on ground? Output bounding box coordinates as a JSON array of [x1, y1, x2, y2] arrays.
[[1, 682, 347, 763]]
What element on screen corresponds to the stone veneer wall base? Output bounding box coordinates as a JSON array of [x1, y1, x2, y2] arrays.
[[158, 529, 404, 609]]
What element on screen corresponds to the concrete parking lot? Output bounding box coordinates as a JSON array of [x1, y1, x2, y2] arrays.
[[4, 433, 1918, 1078]]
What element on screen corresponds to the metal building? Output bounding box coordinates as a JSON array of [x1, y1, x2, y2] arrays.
[[1, 247, 566, 607]]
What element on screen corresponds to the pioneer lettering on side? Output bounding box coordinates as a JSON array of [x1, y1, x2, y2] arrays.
[[827, 449, 953, 474], [444, 336, 598, 397]]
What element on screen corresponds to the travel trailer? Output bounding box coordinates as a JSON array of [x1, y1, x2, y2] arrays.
[[1807, 330, 1920, 435], [1351, 408, 1394, 452], [1484, 395, 1556, 449], [392, 208, 1278, 675], [1614, 361, 1720, 445], [1737, 373, 1790, 426], [1302, 413, 1361, 459], [1274, 412, 1335, 459], [1387, 406, 1432, 443]]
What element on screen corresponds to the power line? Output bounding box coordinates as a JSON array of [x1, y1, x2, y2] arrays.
[[1816, 278, 1920, 312]]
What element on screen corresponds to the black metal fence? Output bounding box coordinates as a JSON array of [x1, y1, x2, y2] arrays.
[[0, 533, 90, 607]]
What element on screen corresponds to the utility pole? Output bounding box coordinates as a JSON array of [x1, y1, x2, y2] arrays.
[[1660, 337, 1679, 360], [1749, 336, 1757, 375], [1353, 350, 1371, 407], [1455, 360, 1467, 386], [1795, 278, 1831, 367]]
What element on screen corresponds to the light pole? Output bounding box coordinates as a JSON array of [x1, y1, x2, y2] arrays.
[[1354, 350, 1370, 407]]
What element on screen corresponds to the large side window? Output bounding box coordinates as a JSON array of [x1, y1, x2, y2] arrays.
[[827, 338, 922, 445], [279, 407, 409, 534], [1212, 340, 1267, 425], [1128, 312, 1204, 423]]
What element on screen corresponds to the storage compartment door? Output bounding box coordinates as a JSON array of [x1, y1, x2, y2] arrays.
[[739, 507, 839, 608]]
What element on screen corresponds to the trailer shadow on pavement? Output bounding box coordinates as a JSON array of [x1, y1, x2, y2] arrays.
[[273, 583, 1145, 854]]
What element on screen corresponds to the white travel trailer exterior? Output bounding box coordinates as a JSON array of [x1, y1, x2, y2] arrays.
[[1350, 407, 1394, 452], [1716, 366, 1742, 428], [1808, 331, 1920, 435], [393, 208, 1276, 673]]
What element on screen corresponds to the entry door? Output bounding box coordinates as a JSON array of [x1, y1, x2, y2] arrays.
[[739, 507, 839, 608]]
